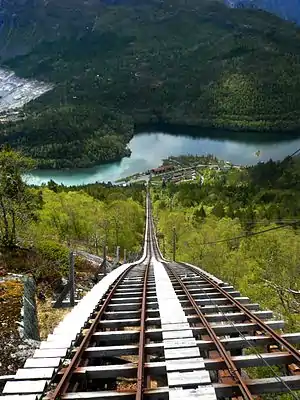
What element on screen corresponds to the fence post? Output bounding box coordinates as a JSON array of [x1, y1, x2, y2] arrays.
[[103, 244, 107, 276], [124, 248, 127, 264], [172, 227, 176, 262], [69, 251, 75, 307], [23, 276, 40, 341], [95, 234, 99, 256], [116, 246, 120, 264]]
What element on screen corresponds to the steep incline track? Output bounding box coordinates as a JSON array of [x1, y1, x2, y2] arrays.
[[2, 193, 300, 399], [149, 193, 300, 399]]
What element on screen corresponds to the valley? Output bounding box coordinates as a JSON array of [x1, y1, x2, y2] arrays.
[[1, 1, 300, 397], [1, 0, 300, 169], [26, 130, 300, 186]]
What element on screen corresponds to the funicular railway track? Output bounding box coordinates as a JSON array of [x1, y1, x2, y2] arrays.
[[2, 193, 300, 400], [45, 201, 158, 400]]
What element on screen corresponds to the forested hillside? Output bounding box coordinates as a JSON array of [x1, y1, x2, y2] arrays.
[[152, 156, 300, 333], [2, 0, 300, 167], [0, 147, 145, 283], [0, 147, 146, 376]]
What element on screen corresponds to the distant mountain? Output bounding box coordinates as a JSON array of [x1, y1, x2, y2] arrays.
[[226, 0, 300, 24], [0, 0, 101, 60], [0, 0, 142, 60], [2, 0, 300, 168]]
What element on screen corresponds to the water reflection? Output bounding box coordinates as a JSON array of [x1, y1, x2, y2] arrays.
[[26, 131, 300, 186]]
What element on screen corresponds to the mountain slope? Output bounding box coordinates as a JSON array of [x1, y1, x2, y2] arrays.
[[0, 0, 100, 60], [227, 0, 300, 24], [2, 0, 300, 168]]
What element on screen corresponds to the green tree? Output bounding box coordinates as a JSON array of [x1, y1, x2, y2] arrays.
[[193, 205, 206, 222], [227, 204, 236, 219], [211, 203, 225, 218], [0, 148, 41, 248], [47, 179, 59, 193], [31, 189, 144, 257]]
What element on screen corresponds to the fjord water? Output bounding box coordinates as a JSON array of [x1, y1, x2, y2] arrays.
[[26, 131, 300, 186]]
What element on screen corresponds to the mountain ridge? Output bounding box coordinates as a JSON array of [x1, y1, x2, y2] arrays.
[[2, 0, 300, 168], [226, 0, 300, 25]]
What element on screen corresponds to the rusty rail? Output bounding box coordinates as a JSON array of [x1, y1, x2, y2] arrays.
[[136, 262, 150, 400], [49, 264, 135, 400], [188, 265, 300, 366], [166, 265, 254, 400]]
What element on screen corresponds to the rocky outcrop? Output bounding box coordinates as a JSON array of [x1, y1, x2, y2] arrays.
[[0, 68, 52, 115]]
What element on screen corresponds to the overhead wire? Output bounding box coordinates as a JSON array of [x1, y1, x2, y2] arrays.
[[289, 148, 300, 158], [185, 146, 300, 394], [201, 222, 299, 246], [159, 73, 300, 399], [183, 266, 300, 400]]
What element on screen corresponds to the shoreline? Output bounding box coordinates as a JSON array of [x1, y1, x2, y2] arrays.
[[23, 126, 300, 173]]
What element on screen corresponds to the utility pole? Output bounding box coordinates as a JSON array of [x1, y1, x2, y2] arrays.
[[69, 251, 75, 307], [172, 227, 176, 262]]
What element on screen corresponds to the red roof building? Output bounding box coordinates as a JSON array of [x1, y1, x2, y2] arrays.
[[151, 165, 175, 174]]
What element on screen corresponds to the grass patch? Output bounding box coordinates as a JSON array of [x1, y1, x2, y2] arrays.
[[37, 299, 69, 340]]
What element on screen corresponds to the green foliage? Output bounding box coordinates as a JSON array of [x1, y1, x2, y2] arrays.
[[63, 182, 146, 206], [0, 148, 145, 278], [193, 206, 206, 222], [44, 181, 146, 207], [30, 185, 145, 256], [36, 190, 106, 243], [2, 0, 300, 167], [153, 156, 300, 334], [211, 203, 225, 218], [0, 107, 132, 169], [157, 156, 300, 222], [156, 205, 300, 331], [0, 148, 41, 248], [34, 239, 69, 279]]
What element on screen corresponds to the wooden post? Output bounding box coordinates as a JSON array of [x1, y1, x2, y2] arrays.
[[103, 243, 107, 276], [69, 251, 75, 307], [116, 246, 120, 264], [172, 227, 176, 262], [95, 234, 99, 256], [124, 248, 127, 263]]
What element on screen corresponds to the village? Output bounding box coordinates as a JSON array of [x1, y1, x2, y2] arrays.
[[118, 154, 242, 186]]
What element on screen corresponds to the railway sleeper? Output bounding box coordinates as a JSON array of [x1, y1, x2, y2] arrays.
[[78, 320, 284, 345]]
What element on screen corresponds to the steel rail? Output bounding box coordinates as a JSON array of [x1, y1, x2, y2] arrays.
[[147, 204, 162, 261], [49, 264, 136, 400], [135, 191, 152, 398], [166, 265, 254, 400], [136, 262, 150, 400], [49, 194, 153, 398], [187, 265, 300, 366]]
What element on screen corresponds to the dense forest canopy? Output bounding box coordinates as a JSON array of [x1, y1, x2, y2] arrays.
[[2, 0, 300, 167]]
